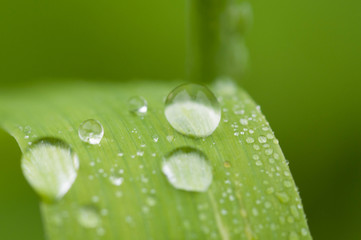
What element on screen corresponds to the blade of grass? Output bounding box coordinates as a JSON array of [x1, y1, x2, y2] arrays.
[[0, 80, 311, 239]]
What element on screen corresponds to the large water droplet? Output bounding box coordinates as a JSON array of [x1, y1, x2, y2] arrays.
[[77, 206, 101, 228], [78, 119, 104, 144], [162, 147, 213, 192], [164, 83, 221, 137], [128, 96, 148, 116], [21, 138, 79, 202]]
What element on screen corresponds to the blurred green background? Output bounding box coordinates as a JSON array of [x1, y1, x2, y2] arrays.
[[0, 0, 360, 239]]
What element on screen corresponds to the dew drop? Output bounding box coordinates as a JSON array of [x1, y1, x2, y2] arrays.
[[289, 231, 299, 240], [246, 137, 254, 144], [253, 144, 260, 150], [109, 173, 124, 186], [258, 136, 267, 143], [266, 187, 274, 194], [266, 133, 274, 139], [128, 96, 148, 115], [78, 119, 104, 144], [146, 196, 157, 206], [255, 161, 263, 166], [301, 228, 309, 236], [265, 148, 273, 155], [164, 83, 221, 137], [283, 180, 292, 188], [161, 147, 213, 192], [252, 207, 259, 216], [276, 192, 290, 203], [240, 118, 248, 126], [78, 206, 101, 229], [290, 205, 300, 219], [21, 138, 79, 202]]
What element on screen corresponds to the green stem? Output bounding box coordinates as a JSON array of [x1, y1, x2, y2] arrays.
[[186, 0, 252, 83]]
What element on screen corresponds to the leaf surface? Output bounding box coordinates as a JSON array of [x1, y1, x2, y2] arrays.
[[0, 81, 311, 240]]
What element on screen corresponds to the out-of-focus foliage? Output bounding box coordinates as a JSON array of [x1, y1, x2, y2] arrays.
[[0, 0, 360, 239]]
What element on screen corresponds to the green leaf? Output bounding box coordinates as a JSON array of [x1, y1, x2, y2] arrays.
[[0, 81, 311, 240]]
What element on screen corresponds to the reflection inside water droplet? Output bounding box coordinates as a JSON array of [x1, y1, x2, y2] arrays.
[[162, 147, 213, 192], [21, 138, 79, 202], [78, 119, 104, 144], [164, 83, 221, 138]]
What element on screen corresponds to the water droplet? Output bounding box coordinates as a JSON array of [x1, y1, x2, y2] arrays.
[[146, 196, 157, 206], [78, 119, 104, 144], [128, 96, 148, 115], [253, 144, 260, 150], [276, 192, 290, 203], [246, 137, 254, 143], [97, 227, 106, 236], [289, 231, 299, 240], [78, 206, 100, 228], [252, 207, 259, 216], [258, 136, 267, 143], [283, 180, 292, 188], [255, 161, 262, 166], [166, 135, 174, 142], [266, 187, 274, 194], [109, 173, 124, 186], [290, 205, 300, 219], [301, 228, 308, 236], [240, 118, 248, 126], [21, 138, 79, 202], [152, 135, 159, 142], [164, 83, 221, 137], [162, 147, 213, 192], [265, 148, 273, 155], [266, 133, 274, 139]]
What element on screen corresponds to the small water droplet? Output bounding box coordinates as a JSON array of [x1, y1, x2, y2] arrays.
[[258, 136, 267, 143], [283, 180, 292, 188], [301, 228, 308, 236], [290, 205, 300, 219], [289, 231, 299, 240], [266, 187, 274, 194], [162, 147, 213, 192], [240, 118, 248, 126], [97, 227, 106, 236], [255, 161, 262, 166], [78, 206, 101, 229], [164, 83, 221, 137], [152, 135, 159, 142], [265, 148, 273, 155], [252, 207, 259, 216], [253, 144, 260, 150], [78, 119, 104, 144], [166, 135, 174, 142], [276, 192, 290, 203], [146, 196, 157, 206], [266, 133, 274, 139], [246, 137, 254, 143], [109, 173, 124, 186], [128, 96, 148, 115], [21, 138, 79, 202]]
